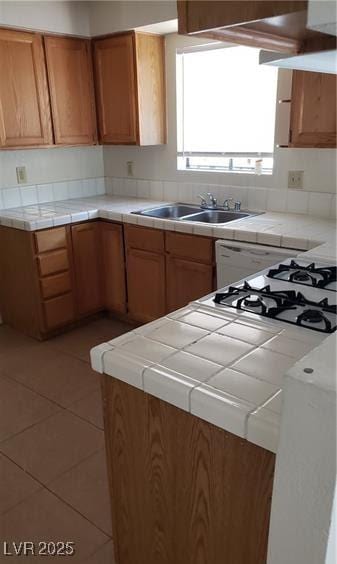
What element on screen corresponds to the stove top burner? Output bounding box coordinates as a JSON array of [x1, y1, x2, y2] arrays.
[[268, 260, 337, 291], [213, 282, 336, 334]]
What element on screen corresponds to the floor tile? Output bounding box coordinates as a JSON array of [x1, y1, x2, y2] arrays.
[[0, 411, 104, 484], [0, 489, 108, 562], [0, 376, 60, 442], [84, 540, 116, 563], [1, 345, 101, 408], [0, 453, 41, 514], [49, 450, 112, 535], [0, 324, 38, 354], [49, 317, 136, 362], [68, 388, 104, 429]]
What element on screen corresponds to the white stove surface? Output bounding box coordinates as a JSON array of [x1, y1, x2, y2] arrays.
[[198, 257, 337, 334]]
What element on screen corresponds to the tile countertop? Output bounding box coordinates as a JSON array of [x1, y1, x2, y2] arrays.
[[1, 194, 335, 452], [91, 301, 330, 454], [0, 194, 336, 254]]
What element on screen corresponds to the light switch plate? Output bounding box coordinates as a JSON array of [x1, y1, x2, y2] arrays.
[[127, 161, 134, 177], [288, 170, 304, 189], [16, 166, 27, 184]]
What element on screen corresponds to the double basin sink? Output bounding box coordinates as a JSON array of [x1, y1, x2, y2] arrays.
[[132, 203, 260, 224]]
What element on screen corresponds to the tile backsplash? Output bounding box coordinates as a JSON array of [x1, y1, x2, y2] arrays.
[[0, 174, 336, 221], [0, 177, 105, 210], [106, 177, 337, 220]]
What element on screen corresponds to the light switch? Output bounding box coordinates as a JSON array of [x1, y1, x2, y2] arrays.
[[16, 166, 27, 184]]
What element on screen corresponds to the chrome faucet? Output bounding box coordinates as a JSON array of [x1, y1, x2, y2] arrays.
[[198, 192, 218, 209], [223, 198, 241, 212]]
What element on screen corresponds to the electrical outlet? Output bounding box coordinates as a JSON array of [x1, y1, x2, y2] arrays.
[[288, 170, 304, 189], [127, 161, 134, 177], [16, 166, 27, 184]]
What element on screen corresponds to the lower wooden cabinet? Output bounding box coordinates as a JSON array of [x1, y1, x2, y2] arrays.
[[125, 225, 215, 323], [101, 222, 127, 314], [126, 248, 166, 323], [166, 256, 213, 313], [71, 222, 103, 316]]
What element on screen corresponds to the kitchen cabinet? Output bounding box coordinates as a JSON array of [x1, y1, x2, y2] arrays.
[[44, 36, 97, 145], [166, 256, 213, 313], [100, 222, 127, 314], [124, 226, 214, 322], [166, 231, 214, 313], [0, 225, 76, 338], [93, 32, 166, 145], [125, 225, 166, 322], [102, 376, 275, 564], [126, 248, 166, 323], [0, 28, 53, 148], [289, 70, 337, 148], [71, 222, 103, 316]]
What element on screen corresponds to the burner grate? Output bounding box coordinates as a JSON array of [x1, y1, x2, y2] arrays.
[[267, 260, 337, 291], [213, 283, 336, 334]]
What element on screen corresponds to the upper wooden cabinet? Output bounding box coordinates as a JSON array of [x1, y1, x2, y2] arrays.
[[289, 70, 337, 148], [0, 28, 53, 148], [44, 36, 97, 145], [177, 1, 336, 55], [93, 32, 166, 145]]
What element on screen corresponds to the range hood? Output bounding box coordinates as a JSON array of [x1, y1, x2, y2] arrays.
[[260, 48, 337, 74], [260, 0, 337, 74]]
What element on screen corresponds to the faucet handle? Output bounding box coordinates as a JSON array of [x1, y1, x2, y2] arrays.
[[223, 197, 234, 211], [234, 201, 241, 212], [198, 194, 208, 208]]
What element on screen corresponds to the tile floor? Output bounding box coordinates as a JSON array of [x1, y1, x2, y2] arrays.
[[0, 316, 136, 563]]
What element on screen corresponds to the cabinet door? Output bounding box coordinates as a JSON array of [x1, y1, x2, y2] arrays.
[[44, 36, 97, 145], [290, 70, 337, 148], [93, 33, 138, 144], [126, 248, 166, 323], [0, 29, 53, 147], [101, 222, 127, 313], [71, 222, 103, 316], [166, 256, 214, 313]]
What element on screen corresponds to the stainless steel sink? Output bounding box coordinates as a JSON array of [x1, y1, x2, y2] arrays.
[[132, 203, 261, 224], [134, 204, 200, 219], [185, 210, 250, 223]]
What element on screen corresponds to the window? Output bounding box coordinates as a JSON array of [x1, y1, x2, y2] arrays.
[[177, 44, 278, 174]]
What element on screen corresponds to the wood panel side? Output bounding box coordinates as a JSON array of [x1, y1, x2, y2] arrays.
[[0, 226, 42, 337], [103, 377, 275, 564], [135, 33, 166, 146]]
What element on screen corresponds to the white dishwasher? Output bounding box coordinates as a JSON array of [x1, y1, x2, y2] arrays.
[[216, 240, 298, 288]]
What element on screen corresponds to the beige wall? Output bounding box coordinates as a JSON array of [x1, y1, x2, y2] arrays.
[[0, 0, 91, 35]]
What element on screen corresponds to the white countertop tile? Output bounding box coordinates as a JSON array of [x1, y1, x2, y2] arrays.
[[206, 368, 280, 406], [232, 348, 296, 387], [184, 333, 254, 366], [217, 321, 276, 345], [145, 320, 209, 349], [191, 384, 254, 438]]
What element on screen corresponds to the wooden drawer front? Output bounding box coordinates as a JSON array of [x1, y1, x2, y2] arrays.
[[165, 232, 213, 264], [43, 293, 75, 330], [35, 227, 67, 254], [37, 249, 69, 277], [125, 224, 164, 252], [40, 271, 72, 300]]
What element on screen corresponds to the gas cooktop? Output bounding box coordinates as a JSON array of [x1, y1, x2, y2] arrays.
[[201, 258, 337, 334]]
